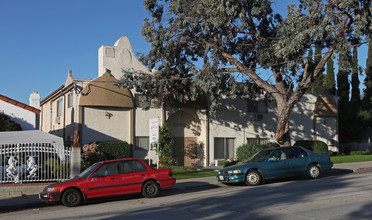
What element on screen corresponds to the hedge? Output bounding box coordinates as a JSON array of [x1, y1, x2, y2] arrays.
[[97, 141, 129, 160], [294, 140, 328, 153]]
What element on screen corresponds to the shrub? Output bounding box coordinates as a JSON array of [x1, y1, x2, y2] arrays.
[[97, 141, 129, 160], [236, 144, 260, 162], [159, 156, 177, 166], [350, 151, 370, 155], [259, 142, 280, 149], [45, 158, 70, 178], [81, 143, 106, 170], [220, 159, 238, 167], [294, 140, 328, 153]]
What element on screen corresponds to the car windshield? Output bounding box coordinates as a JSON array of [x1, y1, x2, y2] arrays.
[[246, 149, 273, 163], [78, 162, 102, 178]]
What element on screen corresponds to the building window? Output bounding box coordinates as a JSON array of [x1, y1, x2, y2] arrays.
[[214, 138, 235, 159], [67, 92, 73, 108], [57, 98, 63, 116], [247, 137, 269, 145], [135, 136, 149, 151], [247, 99, 267, 113]]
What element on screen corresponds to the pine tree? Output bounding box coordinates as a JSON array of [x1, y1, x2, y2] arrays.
[[351, 47, 360, 106], [337, 51, 351, 142], [360, 41, 372, 127], [307, 43, 325, 94], [325, 57, 336, 95]]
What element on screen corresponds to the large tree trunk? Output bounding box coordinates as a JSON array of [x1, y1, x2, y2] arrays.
[[275, 100, 293, 147]]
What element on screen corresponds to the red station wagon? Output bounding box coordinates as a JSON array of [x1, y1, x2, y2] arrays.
[[39, 158, 176, 207]]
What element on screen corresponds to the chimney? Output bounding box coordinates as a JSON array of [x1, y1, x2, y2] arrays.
[[29, 91, 40, 109]]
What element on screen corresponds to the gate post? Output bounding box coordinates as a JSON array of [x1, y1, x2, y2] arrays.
[[70, 130, 81, 178], [70, 147, 81, 178]]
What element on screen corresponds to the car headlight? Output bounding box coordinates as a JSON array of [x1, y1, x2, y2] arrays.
[[46, 187, 59, 192], [227, 170, 241, 174]]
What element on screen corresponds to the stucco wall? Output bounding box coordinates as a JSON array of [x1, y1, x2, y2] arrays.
[[208, 97, 277, 163], [81, 106, 131, 145], [0, 100, 39, 130], [289, 94, 317, 143]]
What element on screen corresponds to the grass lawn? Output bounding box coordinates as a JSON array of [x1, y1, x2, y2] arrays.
[[170, 167, 218, 180], [331, 155, 372, 164]]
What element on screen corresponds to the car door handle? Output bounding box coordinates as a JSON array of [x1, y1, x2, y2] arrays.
[[110, 177, 116, 180], [141, 174, 145, 176]]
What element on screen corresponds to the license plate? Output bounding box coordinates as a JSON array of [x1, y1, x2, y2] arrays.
[[218, 176, 224, 181]]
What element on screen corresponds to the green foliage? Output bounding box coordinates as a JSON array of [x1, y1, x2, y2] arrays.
[[294, 140, 328, 153], [45, 158, 70, 178], [81, 143, 106, 170], [325, 57, 336, 95], [350, 151, 371, 156], [259, 142, 280, 149], [118, 0, 371, 145], [158, 123, 174, 158], [351, 47, 360, 105], [236, 144, 261, 162], [220, 159, 238, 167], [97, 141, 129, 160], [360, 41, 372, 129], [159, 156, 177, 166], [81, 142, 128, 170], [0, 112, 22, 131]]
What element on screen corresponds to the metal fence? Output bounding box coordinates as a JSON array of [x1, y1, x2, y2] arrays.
[[0, 143, 71, 184]]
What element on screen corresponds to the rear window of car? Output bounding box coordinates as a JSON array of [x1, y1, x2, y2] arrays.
[[119, 160, 148, 174], [285, 147, 308, 159]]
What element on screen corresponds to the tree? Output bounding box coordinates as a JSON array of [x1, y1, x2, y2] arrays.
[[360, 40, 372, 127], [325, 57, 336, 95], [119, 0, 371, 146], [351, 47, 360, 106], [0, 112, 22, 131], [307, 43, 325, 94]]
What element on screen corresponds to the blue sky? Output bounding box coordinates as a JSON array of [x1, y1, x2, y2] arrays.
[[0, 0, 368, 105]]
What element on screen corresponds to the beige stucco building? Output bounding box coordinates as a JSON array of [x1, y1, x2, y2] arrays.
[[40, 36, 338, 167]]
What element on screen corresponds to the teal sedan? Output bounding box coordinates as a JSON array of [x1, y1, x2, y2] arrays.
[[216, 146, 333, 186]]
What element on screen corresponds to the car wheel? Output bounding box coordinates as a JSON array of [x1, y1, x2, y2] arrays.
[[307, 164, 320, 179], [62, 188, 82, 207], [142, 181, 159, 198], [245, 170, 262, 186]]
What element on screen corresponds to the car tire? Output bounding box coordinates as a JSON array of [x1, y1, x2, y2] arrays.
[[142, 181, 159, 198], [62, 188, 82, 207], [245, 170, 262, 186], [307, 164, 320, 179]]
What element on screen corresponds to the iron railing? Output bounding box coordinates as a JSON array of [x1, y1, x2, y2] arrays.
[[0, 143, 71, 184]]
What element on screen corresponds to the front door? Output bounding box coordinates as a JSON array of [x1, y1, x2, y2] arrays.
[[173, 137, 198, 166]]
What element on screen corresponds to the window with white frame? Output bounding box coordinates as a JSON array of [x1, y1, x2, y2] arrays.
[[67, 92, 73, 108], [135, 136, 149, 151], [247, 137, 270, 145], [214, 137, 235, 159], [57, 98, 63, 116]]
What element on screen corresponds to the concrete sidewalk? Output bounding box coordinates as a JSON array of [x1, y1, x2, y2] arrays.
[[1, 161, 372, 211]]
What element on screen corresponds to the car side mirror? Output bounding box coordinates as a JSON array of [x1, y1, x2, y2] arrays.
[[268, 157, 276, 162]]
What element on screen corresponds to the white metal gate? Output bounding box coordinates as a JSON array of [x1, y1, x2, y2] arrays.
[[0, 143, 71, 184]]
